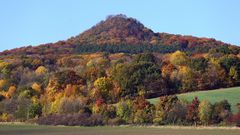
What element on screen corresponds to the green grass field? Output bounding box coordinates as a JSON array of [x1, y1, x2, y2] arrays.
[[148, 87, 240, 113], [0, 124, 239, 135]]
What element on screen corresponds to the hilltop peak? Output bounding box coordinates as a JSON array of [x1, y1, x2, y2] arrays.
[[72, 14, 158, 45]]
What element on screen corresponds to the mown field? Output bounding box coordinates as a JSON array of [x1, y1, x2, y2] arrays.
[[148, 87, 240, 113], [0, 124, 240, 135]]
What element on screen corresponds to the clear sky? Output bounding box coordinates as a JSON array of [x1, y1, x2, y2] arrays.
[[0, 0, 239, 51]]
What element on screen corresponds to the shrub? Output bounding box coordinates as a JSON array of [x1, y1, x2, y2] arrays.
[[102, 105, 116, 119], [212, 100, 232, 124], [28, 103, 42, 118], [58, 97, 85, 114], [37, 113, 103, 126], [87, 114, 104, 126], [0, 113, 13, 122], [2, 99, 17, 115], [107, 118, 126, 126], [13, 98, 31, 121], [229, 113, 240, 127]]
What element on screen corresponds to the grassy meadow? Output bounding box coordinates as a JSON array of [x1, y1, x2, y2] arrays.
[[0, 124, 240, 135], [148, 87, 240, 113]]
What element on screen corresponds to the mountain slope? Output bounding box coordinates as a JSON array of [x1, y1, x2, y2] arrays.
[[0, 14, 239, 56], [70, 14, 231, 48]]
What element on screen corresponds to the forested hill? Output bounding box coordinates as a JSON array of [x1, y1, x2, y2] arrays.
[[0, 14, 240, 126], [1, 14, 240, 56]]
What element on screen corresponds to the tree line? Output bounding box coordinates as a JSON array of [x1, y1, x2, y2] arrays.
[[75, 44, 239, 54]]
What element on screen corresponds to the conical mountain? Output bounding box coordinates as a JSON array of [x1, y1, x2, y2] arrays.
[[72, 14, 158, 45], [0, 14, 238, 56]]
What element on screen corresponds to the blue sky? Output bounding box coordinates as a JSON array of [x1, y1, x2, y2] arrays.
[[0, 0, 239, 51]]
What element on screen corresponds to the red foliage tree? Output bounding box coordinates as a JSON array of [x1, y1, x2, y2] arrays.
[[186, 97, 200, 126]]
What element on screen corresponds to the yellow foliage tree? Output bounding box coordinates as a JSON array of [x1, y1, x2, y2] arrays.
[[50, 93, 63, 114], [0, 91, 7, 99], [45, 79, 59, 102], [199, 100, 212, 125], [170, 51, 189, 66], [32, 83, 42, 93], [35, 66, 48, 75], [0, 113, 11, 122], [94, 77, 113, 100], [94, 77, 113, 93], [0, 79, 7, 90], [161, 64, 175, 77], [229, 66, 239, 80], [7, 86, 16, 98], [178, 66, 195, 92], [31, 96, 39, 104]]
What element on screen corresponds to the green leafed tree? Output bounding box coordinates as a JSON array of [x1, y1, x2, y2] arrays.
[[28, 103, 42, 118], [112, 61, 163, 97], [116, 99, 134, 123]]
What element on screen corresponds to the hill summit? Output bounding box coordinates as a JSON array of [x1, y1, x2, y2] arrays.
[[70, 14, 230, 48]]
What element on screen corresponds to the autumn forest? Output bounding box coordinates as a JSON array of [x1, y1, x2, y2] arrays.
[[0, 15, 240, 126]]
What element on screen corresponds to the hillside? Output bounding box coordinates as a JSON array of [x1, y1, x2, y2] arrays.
[[149, 87, 240, 113], [1, 14, 240, 56], [71, 14, 233, 49]]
